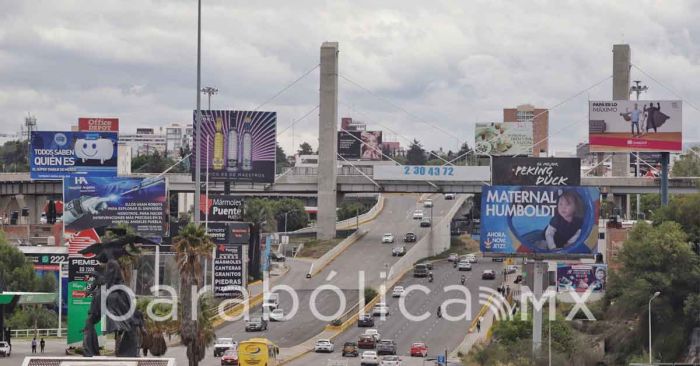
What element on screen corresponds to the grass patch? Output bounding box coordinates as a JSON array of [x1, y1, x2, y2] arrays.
[[296, 238, 343, 258]]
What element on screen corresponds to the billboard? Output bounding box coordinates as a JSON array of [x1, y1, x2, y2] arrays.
[[199, 194, 244, 222], [67, 256, 101, 344], [492, 157, 581, 186], [78, 118, 119, 132], [338, 131, 362, 159], [360, 131, 383, 160], [373, 165, 490, 182], [589, 100, 682, 152], [480, 186, 600, 257], [557, 263, 607, 293], [475, 122, 533, 156], [192, 110, 276, 183], [30, 131, 118, 179], [213, 244, 245, 298], [63, 175, 167, 244]]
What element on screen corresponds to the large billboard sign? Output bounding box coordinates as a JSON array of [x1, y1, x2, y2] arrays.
[[192, 110, 276, 183], [199, 194, 244, 222], [589, 100, 682, 152], [30, 131, 118, 179], [475, 122, 533, 156], [63, 175, 167, 244], [492, 157, 581, 186], [67, 256, 101, 344], [373, 165, 490, 182], [213, 244, 245, 298], [557, 263, 607, 293], [480, 186, 600, 257], [360, 131, 383, 160], [78, 118, 119, 132], [338, 131, 362, 159]]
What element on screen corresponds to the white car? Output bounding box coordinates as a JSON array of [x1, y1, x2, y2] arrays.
[[361, 350, 380, 365], [423, 199, 433, 208], [412, 210, 424, 220], [213, 337, 236, 357], [457, 261, 472, 271], [465, 254, 477, 263], [372, 303, 390, 316], [392, 286, 405, 298], [444, 193, 456, 200], [314, 339, 334, 353], [380, 355, 403, 365], [506, 265, 518, 274], [382, 233, 395, 244], [364, 328, 381, 341], [447, 253, 459, 262], [0, 341, 9, 357], [269, 308, 285, 321]]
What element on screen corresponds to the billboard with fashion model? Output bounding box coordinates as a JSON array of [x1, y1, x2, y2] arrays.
[[474, 122, 533, 156], [360, 131, 383, 160], [492, 157, 581, 186], [589, 100, 682, 152], [557, 263, 607, 293], [480, 186, 600, 257], [30, 131, 118, 179], [192, 110, 276, 183]]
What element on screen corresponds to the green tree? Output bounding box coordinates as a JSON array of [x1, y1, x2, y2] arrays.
[[243, 199, 276, 279], [456, 142, 475, 165], [653, 193, 700, 244], [274, 198, 309, 232], [337, 201, 370, 221], [0, 139, 29, 172], [671, 147, 700, 177], [297, 142, 313, 156], [406, 139, 426, 165], [276, 144, 289, 169], [0, 236, 40, 291], [173, 223, 215, 366], [6, 306, 57, 330], [132, 151, 185, 173]]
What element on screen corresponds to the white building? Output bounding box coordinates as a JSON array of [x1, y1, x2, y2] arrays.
[[119, 128, 166, 157], [165, 123, 194, 154]]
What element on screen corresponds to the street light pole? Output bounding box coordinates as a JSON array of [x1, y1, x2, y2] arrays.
[[649, 291, 661, 364], [194, 0, 202, 225], [201, 86, 218, 110]]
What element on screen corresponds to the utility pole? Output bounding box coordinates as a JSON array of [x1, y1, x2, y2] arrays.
[[194, 0, 202, 225], [201, 86, 218, 110], [630, 80, 648, 219]]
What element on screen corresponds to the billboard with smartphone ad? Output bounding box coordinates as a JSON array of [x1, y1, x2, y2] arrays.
[[63, 175, 167, 244], [191, 110, 276, 183], [474, 122, 533, 156], [480, 186, 600, 257], [557, 263, 607, 293], [492, 157, 581, 186], [589, 100, 682, 152], [30, 131, 118, 179]]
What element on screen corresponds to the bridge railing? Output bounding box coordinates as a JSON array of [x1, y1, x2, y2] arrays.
[[10, 328, 66, 338]]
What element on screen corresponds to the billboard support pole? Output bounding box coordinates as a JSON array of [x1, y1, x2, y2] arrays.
[[194, 0, 202, 225], [532, 259, 544, 355], [57, 262, 63, 338], [661, 152, 669, 206]]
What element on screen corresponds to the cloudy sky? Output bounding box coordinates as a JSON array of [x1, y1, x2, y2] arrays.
[[2, 0, 700, 154]]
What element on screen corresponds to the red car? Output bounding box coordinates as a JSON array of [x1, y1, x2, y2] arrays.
[[410, 342, 428, 357], [358, 335, 376, 349], [221, 349, 238, 365]]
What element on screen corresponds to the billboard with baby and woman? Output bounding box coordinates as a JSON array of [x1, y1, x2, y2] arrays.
[[480, 186, 600, 257]]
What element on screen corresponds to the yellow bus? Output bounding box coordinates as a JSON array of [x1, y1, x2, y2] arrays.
[[238, 338, 279, 366]]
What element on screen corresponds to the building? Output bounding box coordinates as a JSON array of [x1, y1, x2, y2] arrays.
[[383, 141, 402, 157], [503, 104, 548, 157], [119, 128, 166, 157], [165, 123, 194, 155]]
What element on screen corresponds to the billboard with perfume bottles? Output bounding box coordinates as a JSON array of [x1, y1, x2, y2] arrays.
[[191, 110, 277, 183]]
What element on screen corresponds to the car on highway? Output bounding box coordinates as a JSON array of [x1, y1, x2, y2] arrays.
[[403, 232, 417, 242], [376, 340, 397, 355], [342, 341, 359, 357], [448, 253, 459, 262], [444, 193, 456, 200], [423, 199, 433, 208], [506, 265, 518, 274], [465, 254, 477, 263], [380, 355, 403, 365], [268, 308, 285, 321], [314, 339, 334, 353], [391, 246, 406, 256], [457, 260, 472, 271], [412, 210, 424, 220], [0, 341, 9, 357], [220, 349, 238, 365], [358, 335, 377, 349], [269, 252, 286, 262], [262, 293, 279, 310], [361, 350, 380, 365], [392, 286, 405, 297], [492, 257, 504, 262], [482, 269, 496, 280], [382, 233, 395, 243], [372, 303, 390, 316], [244, 317, 268, 332], [410, 342, 428, 357], [413, 263, 429, 277], [364, 328, 381, 341], [358, 314, 375, 327], [420, 218, 431, 227], [213, 337, 236, 357]]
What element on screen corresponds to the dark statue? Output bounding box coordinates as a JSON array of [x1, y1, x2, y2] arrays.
[[79, 232, 156, 357]]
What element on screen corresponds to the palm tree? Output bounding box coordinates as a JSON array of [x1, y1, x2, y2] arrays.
[[243, 198, 276, 281], [173, 222, 215, 366]]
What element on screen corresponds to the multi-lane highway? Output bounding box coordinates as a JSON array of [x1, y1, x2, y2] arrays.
[[286, 260, 504, 365]]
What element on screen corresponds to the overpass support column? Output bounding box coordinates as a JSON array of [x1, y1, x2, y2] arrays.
[[612, 44, 631, 217], [317, 42, 339, 240]]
